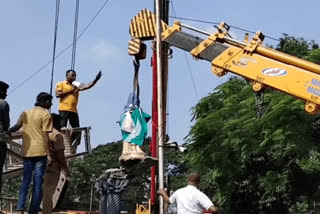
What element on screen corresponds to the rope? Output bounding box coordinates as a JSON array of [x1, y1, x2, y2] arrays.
[[8, 0, 111, 96], [133, 58, 140, 106], [71, 0, 80, 70], [49, 0, 60, 96]]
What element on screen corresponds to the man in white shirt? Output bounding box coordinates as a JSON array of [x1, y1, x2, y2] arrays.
[[158, 172, 221, 214]]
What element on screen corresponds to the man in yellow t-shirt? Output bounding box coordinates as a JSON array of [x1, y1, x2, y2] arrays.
[[56, 69, 102, 146], [55, 69, 102, 145], [9, 92, 53, 214]]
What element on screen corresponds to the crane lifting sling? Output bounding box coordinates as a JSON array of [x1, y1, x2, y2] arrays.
[[128, 9, 320, 114]]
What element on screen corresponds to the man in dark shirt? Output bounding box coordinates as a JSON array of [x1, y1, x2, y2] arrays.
[[0, 81, 10, 197]]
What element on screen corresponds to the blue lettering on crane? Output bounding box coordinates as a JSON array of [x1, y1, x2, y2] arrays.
[[311, 78, 320, 87], [307, 86, 320, 96], [306, 79, 320, 96]]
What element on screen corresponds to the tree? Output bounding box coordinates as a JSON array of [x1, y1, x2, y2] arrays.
[[277, 34, 320, 64], [60, 140, 151, 212], [185, 37, 320, 213], [2, 139, 185, 212]]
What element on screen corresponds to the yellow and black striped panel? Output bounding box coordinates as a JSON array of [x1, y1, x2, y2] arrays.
[[128, 38, 141, 55], [129, 8, 168, 40]]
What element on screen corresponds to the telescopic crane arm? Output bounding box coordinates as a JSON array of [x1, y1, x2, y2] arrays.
[[128, 9, 320, 114]]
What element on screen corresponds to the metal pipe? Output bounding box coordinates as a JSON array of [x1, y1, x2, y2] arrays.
[[180, 23, 211, 36], [181, 22, 247, 46], [156, 0, 164, 213], [256, 46, 320, 74], [180, 23, 320, 74]]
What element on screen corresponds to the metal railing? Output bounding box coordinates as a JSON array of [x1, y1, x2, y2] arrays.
[[2, 126, 92, 179]]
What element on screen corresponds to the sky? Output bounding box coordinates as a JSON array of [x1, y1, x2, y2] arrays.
[[1, 0, 319, 152]]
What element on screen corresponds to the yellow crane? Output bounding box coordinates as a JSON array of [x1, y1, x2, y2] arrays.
[[128, 9, 320, 214], [128, 9, 320, 115]]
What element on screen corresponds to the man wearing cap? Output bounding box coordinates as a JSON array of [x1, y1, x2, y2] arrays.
[[55, 69, 102, 148], [158, 172, 221, 214], [0, 81, 10, 198], [9, 92, 53, 214]]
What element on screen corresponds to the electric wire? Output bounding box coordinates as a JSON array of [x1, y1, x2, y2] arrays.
[[50, 0, 60, 96], [170, 0, 200, 102], [8, 0, 111, 96], [169, 15, 280, 42], [71, 0, 80, 70], [184, 53, 199, 101], [170, 0, 177, 20]]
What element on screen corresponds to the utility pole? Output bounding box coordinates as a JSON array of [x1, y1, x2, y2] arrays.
[[154, 0, 169, 214], [155, 0, 164, 213], [161, 2, 169, 213]]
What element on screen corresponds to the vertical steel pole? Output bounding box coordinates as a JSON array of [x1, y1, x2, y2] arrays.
[[156, 0, 164, 213]]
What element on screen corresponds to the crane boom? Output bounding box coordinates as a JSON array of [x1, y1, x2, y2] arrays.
[[128, 9, 320, 114]]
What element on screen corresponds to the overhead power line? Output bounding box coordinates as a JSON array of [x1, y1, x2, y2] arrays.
[[8, 0, 111, 96], [170, 0, 200, 102], [169, 15, 280, 42]]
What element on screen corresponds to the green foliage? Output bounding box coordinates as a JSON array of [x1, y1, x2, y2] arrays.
[[186, 47, 319, 212], [276, 34, 309, 58], [188, 78, 316, 212], [2, 139, 185, 212], [3, 34, 320, 214], [184, 35, 320, 213], [305, 48, 320, 64], [60, 140, 152, 212], [59, 140, 186, 212], [2, 177, 20, 198], [59, 141, 123, 210], [277, 34, 320, 64], [186, 75, 320, 213]]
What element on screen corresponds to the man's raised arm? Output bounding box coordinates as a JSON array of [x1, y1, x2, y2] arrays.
[[79, 71, 102, 91]]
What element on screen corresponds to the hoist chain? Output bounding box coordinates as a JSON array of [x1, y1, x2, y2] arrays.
[[255, 92, 265, 118]]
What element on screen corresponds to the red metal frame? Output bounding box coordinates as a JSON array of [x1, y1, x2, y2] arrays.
[[150, 48, 158, 206]]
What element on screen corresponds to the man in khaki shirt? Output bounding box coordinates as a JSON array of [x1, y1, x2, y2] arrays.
[[9, 92, 53, 214]]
